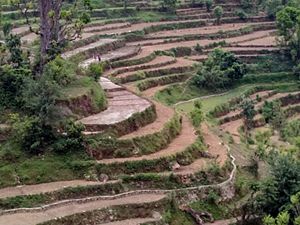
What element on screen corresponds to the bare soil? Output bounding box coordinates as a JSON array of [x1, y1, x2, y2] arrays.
[[97, 115, 197, 164]]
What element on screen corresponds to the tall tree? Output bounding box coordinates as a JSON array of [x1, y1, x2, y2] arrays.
[[13, 0, 92, 73], [276, 6, 300, 62]]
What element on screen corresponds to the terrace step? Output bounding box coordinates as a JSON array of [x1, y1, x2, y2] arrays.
[[116, 58, 194, 83], [0, 193, 166, 225], [135, 72, 193, 92], [80, 78, 154, 136], [84, 22, 131, 33], [105, 55, 176, 77], [169, 123, 228, 176], [0, 180, 118, 199], [80, 45, 141, 68], [62, 38, 125, 59], [97, 115, 197, 164], [119, 101, 175, 139]]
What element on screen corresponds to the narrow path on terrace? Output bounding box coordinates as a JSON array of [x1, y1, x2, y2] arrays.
[[97, 115, 197, 164], [0, 180, 111, 199], [61, 38, 119, 59], [0, 194, 166, 225], [116, 57, 194, 80], [146, 22, 274, 38], [142, 84, 174, 99], [104, 55, 176, 77], [80, 45, 141, 68]]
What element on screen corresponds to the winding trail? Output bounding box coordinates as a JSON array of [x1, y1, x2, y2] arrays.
[[0, 180, 110, 199], [0, 194, 166, 225]]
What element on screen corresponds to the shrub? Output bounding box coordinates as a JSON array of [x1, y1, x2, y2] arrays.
[[53, 119, 85, 154], [235, 9, 248, 20], [205, 0, 213, 12], [213, 6, 223, 24], [170, 47, 192, 57], [281, 119, 300, 141], [86, 62, 104, 81], [160, 0, 178, 13], [195, 43, 203, 53], [293, 64, 300, 78], [44, 56, 76, 86], [262, 100, 286, 130], [9, 114, 55, 155], [190, 100, 204, 127]]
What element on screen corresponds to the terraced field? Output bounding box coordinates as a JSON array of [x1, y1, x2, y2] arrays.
[[1, 0, 297, 224]]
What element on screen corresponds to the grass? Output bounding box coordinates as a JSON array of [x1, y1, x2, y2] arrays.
[[176, 84, 256, 114], [0, 142, 94, 188], [136, 11, 177, 22], [154, 83, 213, 106], [59, 76, 107, 112]]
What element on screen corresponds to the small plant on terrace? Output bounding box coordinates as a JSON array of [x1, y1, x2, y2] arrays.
[[205, 0, 213, 12], [241, 98, 256, 137], [190, 100, 204, 127], [213, 6, 223, 25]]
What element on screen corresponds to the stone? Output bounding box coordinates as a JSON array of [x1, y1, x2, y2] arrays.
[[99, 174, 109, 183], [171, 161, 181, 171]]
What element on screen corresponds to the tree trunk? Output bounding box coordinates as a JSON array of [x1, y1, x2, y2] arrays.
[[39, 0, 52, 73], [51, 0, 63, 43]]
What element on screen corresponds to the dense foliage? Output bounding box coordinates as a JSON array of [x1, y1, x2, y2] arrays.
[[194, 48, 247, 90], [276, 6, 300, 62]]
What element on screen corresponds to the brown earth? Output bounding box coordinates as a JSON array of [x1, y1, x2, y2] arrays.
[[97, 115, 197, 164]]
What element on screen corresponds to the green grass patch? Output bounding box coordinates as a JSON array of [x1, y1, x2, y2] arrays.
[[176, 84, 256, 114], [0, 142, 94, 188]]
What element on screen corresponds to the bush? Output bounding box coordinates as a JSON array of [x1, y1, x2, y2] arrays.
[[170, 47, 192, 57], [190, 100, 204, 127], [9, 114, 55, 155], [205, 0, 213, 12], [195, 43, 203, 53], [160, 0, 178, 13], [44, 56, 76, 86], [0, 66, 31, 109], [53, 119, 85, 154], [281, 119, 300, 141], [235, 9, 248, 20], [193, 48, 247, 90], [86, 62, 104, 81], [213, 6, 223, 24], [293, 64, 300, 78]]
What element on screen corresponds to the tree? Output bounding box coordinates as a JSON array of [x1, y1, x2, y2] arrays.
[[256, 153, 300, 215], [276, 6, 300, 62], [205, 0, 213, 12], [263, 192, 300, 225], [241, 98, 256, 136], [13, 0, 92, 72], [262, 100, 286, 131], [213, 6, 223, 24], [161, 0, 177, 13], [193, 48, 247, 90], [123, 0, 128, 11]]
